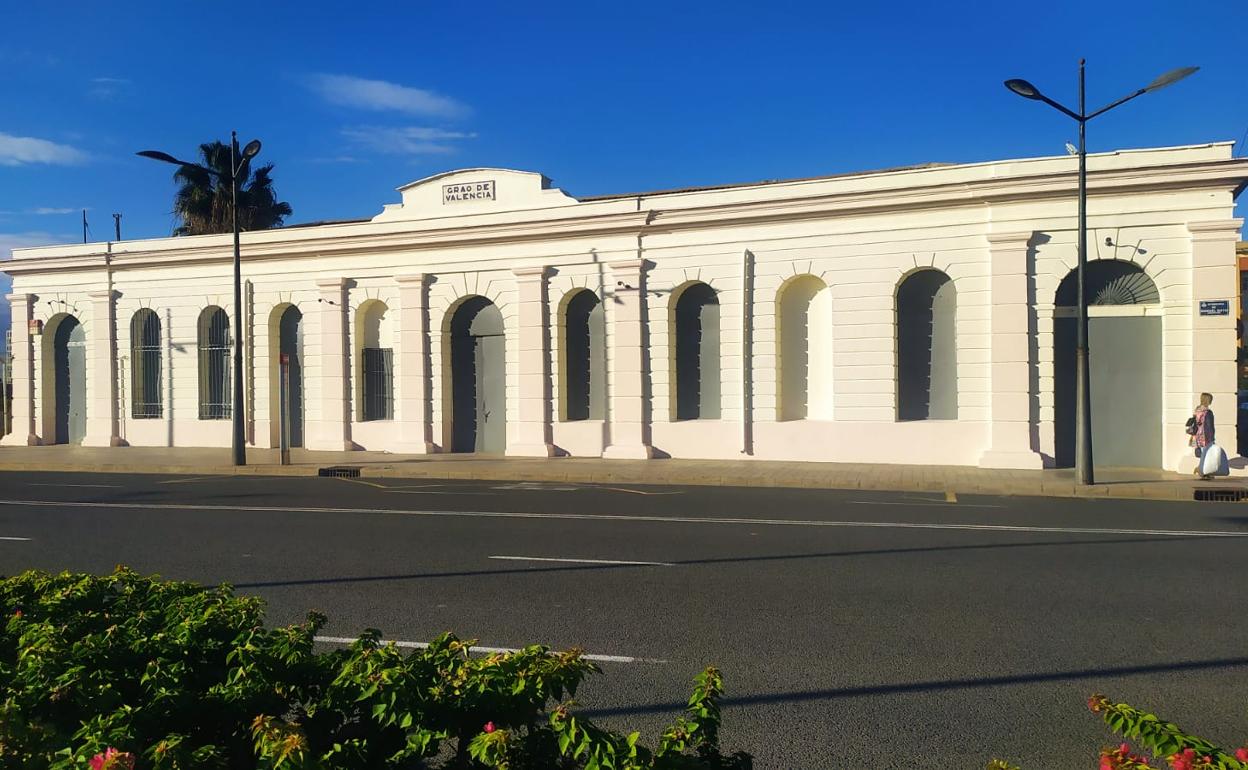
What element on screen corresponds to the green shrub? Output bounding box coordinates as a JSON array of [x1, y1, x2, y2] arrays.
[[988, 694, 1248, 770], [0, 568, 751, 770]]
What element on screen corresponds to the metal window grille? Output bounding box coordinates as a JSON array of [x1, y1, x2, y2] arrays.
[[198, 308, 232, 419], [362, 347, 393, 421], [131, 309, 162, 419]]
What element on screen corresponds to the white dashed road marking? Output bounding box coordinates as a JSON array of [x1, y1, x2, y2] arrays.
[[0, 536, 32, 541], [27, 483, 122, 488], [1, 499, 1245, 539], [489, 555, 673, 566], [312, 635, 666, 664]]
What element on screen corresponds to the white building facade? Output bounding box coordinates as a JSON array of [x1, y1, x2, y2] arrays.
[[4, 143, 1246, 471]]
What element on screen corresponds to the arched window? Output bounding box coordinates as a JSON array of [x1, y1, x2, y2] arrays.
[[778, 275, 833, 420], [357, 300, 394, 421], [562, 289, 605, 421], [197, 307, 231, 420], [131, 308, 162, 419], [673, 282, 720, 420], [896, 270, 956, 421]]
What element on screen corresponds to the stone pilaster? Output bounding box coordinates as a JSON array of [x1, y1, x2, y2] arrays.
[[979, 232, 1043, 469], [395, 274, 435, 453], [309, 277, 352, 450], [82, 289, 123, 446], [507, 266, 556, 456], [2, 294, 39, 446], [1180, 219, 1244, 471], [603, 259, 655, 459]]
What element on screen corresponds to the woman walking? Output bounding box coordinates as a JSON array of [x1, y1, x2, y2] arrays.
[[1190, 392, 1217, 480]]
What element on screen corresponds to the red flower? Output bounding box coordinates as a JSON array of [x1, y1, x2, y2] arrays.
[[484, 721, 496, 733], [88, 748, 135, 770], [1236, 747, 1248, 762], [12, 610, 20, 618], [1169, 748, 1197, 770]]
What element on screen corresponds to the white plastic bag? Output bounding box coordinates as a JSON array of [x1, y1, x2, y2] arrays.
[[1200, 443, 1229, 477]]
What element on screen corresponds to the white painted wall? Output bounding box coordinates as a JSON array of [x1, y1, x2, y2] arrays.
[[4, 145, 1245, 471]]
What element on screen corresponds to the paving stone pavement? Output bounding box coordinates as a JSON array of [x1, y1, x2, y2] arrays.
[[1, 445, 1246, 502]]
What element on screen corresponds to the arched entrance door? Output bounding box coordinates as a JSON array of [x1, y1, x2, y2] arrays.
[[1054, 261, 1161, 468], [450, 297, 505, 453], [48, 315, 86, 444], [277, 306, 304, 447]]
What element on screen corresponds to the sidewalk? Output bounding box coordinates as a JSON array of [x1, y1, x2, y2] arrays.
[[0, 444, 1244, 502]]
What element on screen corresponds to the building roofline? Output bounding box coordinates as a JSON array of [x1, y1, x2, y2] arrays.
[[5, 142, 1243, 261], [396, 167, 551, 192], [579, 142, 1238, 202]]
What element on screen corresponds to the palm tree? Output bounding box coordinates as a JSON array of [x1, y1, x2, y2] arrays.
[[171, 140, 293, 236]]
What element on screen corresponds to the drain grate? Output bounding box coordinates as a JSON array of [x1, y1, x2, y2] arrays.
[[1193, 488, 1248, 502], [318, 466, 362, 478]]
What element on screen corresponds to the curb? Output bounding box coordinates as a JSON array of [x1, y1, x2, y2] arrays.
[[0, 460, 1230, 503]]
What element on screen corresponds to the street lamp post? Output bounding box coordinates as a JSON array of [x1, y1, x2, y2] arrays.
[[138, 131, 262, 467], [1004, 61, 1197, 485]]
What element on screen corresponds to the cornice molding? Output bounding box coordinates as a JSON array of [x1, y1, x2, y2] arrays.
[[6, 157, 1247, 277], [986, 231, 1035, 246], [1187, 218, 1245, 241], [607, 258, 651, 273], [511, 265, 551, 279]]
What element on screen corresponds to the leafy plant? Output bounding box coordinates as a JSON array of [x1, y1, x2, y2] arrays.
[[0, 568, 750, 769], [989, 695, 1248, 770], [168, 140, 293, 236]]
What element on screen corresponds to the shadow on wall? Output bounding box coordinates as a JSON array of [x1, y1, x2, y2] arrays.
[[1029, 233, 1051, 466]]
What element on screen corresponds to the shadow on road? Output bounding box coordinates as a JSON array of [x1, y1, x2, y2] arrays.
[[578, 655, 1248, 717], [233, 535, 1216, 589]]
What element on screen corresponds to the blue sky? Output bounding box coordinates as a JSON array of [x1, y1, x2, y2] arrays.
[[1, 0, 1245, 331]]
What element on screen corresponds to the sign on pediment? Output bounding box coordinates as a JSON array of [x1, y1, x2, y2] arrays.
[[442, 180, 496, 204], [373, 168, 579, 222]]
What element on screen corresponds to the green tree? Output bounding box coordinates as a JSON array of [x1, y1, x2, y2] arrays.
[[171, 140, 292, 236]]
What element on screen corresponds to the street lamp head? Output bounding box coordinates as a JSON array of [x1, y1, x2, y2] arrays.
[[1144, 66, 1199, 92], [136, 150, 182, 165], [241, 139, 262, 159], [1004, 78, 1043, 100]]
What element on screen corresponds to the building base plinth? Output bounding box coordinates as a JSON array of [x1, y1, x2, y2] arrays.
[[506, 442, 557, 458], [978, 449, 1044, 470], [396, 441, 437, 455], [1, 433, 38, 447], [82, 433, 116, 448], [603, 443, 655, 460]]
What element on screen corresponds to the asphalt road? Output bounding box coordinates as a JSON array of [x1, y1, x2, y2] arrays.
[[1, 470, 1245, 768]]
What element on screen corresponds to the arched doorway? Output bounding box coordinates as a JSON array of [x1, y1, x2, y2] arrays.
[[777, 275, 833, 420], [272, 305, 304, 447], [896, 269, 956, 421], [672, 282, 720, 420], [45, 315, 86, 444], [1054, 261, 1161, 468], [449, 297, 505, 453], [561, 289, 605, 421]]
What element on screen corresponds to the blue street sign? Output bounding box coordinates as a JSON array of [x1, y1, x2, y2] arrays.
[[1199, 300, 1231, 316]]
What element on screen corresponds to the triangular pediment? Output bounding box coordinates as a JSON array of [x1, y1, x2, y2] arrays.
[[372, 168, 579, 222]]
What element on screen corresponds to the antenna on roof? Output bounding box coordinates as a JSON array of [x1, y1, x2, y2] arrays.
[[113, 213, 122, 241], [82, 209, 88, 243]]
